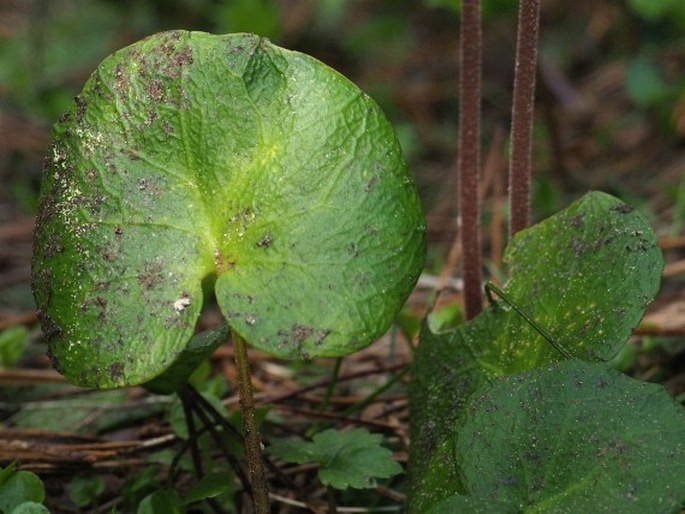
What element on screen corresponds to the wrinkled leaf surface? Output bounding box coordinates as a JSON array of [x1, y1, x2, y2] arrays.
[[32, 30, 425, 388], [408, 192, 663, 511], [454, 361, 685, 513]]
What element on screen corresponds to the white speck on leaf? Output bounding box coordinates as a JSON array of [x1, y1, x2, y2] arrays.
[[174, 297, 191, 313]]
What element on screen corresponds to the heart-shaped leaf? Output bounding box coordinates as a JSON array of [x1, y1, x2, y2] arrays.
[[32, 31, 425, 388], [408, 192, 663, 511], [452, 360, 685, 513]]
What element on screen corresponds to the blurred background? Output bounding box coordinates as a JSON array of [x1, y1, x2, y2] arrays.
[[2, 0, 684, 281]]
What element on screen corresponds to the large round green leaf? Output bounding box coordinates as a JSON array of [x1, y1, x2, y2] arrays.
[[454, 361, 685, 513], [32, 30, 425, 388]]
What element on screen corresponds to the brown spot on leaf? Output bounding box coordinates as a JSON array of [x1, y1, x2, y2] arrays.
[[114, 63, 129, 99], [292, 325, 313, 343], [364, 176, 378, 193], [610, 204, 634, 214], [571, 214, 584, 229], [256, 234, 272, 248], [95, 245, 116, 262], [38, 311, 62, 343], [163, 45, 194, 80], [95, 296, 107, 320], [570, 238, 584, 258], [144, 110, 157, 127], [147, 80, 163, 102], [108, 362, 124, 382], [75, 96, 87, 123], [43, 236, 65, 260], [137, 262, 164, 290], [315, 329, 331, 346]]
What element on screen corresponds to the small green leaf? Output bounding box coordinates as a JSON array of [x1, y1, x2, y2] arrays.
[[0, 470, 45, 513], [625, 57, 670, 108], [268, 438, 317, 464], [0, 463, 17, 489], [122, 466, 159, 509], [269, 428, 402, 490], [32, 30, 425, 388], [0, 326, 29, 368], [455, 361, 685, 513], [137, 490, 183, 514], [8, 502, 50, 514], [183, 472, 234, 505], [68, 474, 105, 508], [427, 302, 463, 333]]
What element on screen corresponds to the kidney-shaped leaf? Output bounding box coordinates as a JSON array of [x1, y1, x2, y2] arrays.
[[32, 30, 425, 388], [454, 360, 685, 513]]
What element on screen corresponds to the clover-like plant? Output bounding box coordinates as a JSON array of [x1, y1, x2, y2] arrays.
[[31, 30, 425, 511]]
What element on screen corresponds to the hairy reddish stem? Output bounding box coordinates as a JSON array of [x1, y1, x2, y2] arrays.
[[509, 0, 541, 237], [233, 332, 270, 513], [458, 0, 484, 320]]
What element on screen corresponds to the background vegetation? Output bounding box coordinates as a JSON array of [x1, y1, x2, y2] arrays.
[[1, 0, 683, 512]]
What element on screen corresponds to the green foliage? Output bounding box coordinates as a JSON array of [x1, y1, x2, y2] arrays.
[[428, 358, 685, 513], [67, 474, 105, 508], [214, 0, 281, 39], [167, 392, 227, 440], [447, 360, 685, 513], [407, 192, 679, 512], [135, 473, 237, 513], [0, 0, 126, 120], [625, 57, 671, 109], [137, 489, 183, 514], [628, 0, 685, 27], [144, 325, 229, 395], [183, 472, 235, 505], [32, 30, 426, 389], [269, 428, 402, 490], [0, 327, 29, 368], [0, 464, 45, 514], [623, 55, 685, 136], [7, 503, 50, 514], [427, 302, 463, 333], [122, 466, 160, 511], [10, 390, 128, 433]]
